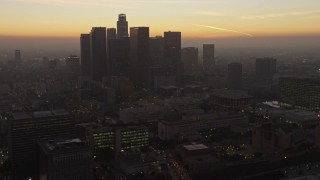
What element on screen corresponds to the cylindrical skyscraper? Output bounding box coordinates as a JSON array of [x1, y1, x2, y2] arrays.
[[117, 14, 128, 38]]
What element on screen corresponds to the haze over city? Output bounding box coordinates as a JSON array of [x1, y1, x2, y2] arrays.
[[1, 0, 320, 54], [1, 1, 320, 180]]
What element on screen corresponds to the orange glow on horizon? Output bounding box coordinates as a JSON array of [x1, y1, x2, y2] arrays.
[[1, 26, 320, 39], [1, 0, 320, 40]]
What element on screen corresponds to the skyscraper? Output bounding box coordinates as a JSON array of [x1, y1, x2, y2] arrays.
[[149, 36, 164, 65], [108, 37, 130, 76], [117, 14, 128, 38], [130, 27, 150, 87], [203, 44, 215, 69], [181, 47, 198, 74], [14, 49, 21, 62], [256, 57, 277, 82], [90, 27, 107, 80], [107, 28, 117, 40], [164, 31, 182, 75], [80, 34, 91, 76], [107, 28, 116, 50], [107, 28, 117, 75], [227, 62, 242, 89]]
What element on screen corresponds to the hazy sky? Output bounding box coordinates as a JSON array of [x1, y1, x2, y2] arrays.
[[1, 0, 320, 38]]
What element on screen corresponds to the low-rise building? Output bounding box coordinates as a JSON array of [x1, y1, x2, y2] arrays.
[[116, 126, 150, 151], [119, 104, 168, 124], [185, 155, 225, 174], [118, 152, 166, 176], [209, 89, 252, 112], [176, 143, 225, 174], [252, 123, 306, 153], [8, 109, 75, 176], [38, 138, 93, 180], [77, 123, 150, 155], [158, 112, 247, 140], [266, 109, 318, 128]]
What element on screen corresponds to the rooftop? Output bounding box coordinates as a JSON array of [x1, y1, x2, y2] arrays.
[[268, 109, 317, 120], [185, 155, 220, 164], [161, 111, 244, 124], [261, 123, 302, 134], [210, 89, 252, 99], [183, 144, 208, 151], [263, 101, 281, 108], [52, 109, 70, 116], [159, 86, 178, 90], [40, 138, 88, 154], [280, 76, 320, 82], [33, 111, 53, 118], [12, 109, 70, 120], [12, 112, 31, 120], [285, 109, 317, 117]]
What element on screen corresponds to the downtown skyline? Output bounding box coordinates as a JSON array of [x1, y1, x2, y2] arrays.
[[1, 0, 320, 38]]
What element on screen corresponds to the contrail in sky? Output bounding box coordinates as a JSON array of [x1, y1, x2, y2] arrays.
[[197, 24, 253, 37]]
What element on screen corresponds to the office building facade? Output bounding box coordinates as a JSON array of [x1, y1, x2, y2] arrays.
[[164, 31, 182, 75], [256, 57, 277, 82], [279, 77, 320, 110], [203, 44, 215, 69], [227, 62, 242, 89], [80, 34, 91, 76], [66, 55, 80, 74], [116, 126, 150, 151], [149, 36, 164, 66], [107, 28, 117, 60], [38, 138, 93, 180], [108, 38, 130, 76], [8, 110, 75, 176], [130, 27, 150, 87], [90, 27, 107, 80], [107, 28, 117, 40], [181, 47, 198, 74], [78, 123, 150, 154]]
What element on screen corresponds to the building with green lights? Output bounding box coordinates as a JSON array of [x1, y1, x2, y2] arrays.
[[90, 127, 115, 157], [116, 126, 150, 151], [279, 77, 320, 110], [8, 109, 75, 177], [76, 123, 115, 158], [77, 123, 150, 155]]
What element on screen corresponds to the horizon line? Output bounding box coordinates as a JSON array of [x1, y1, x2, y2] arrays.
[[1, 32, 320, 39]]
